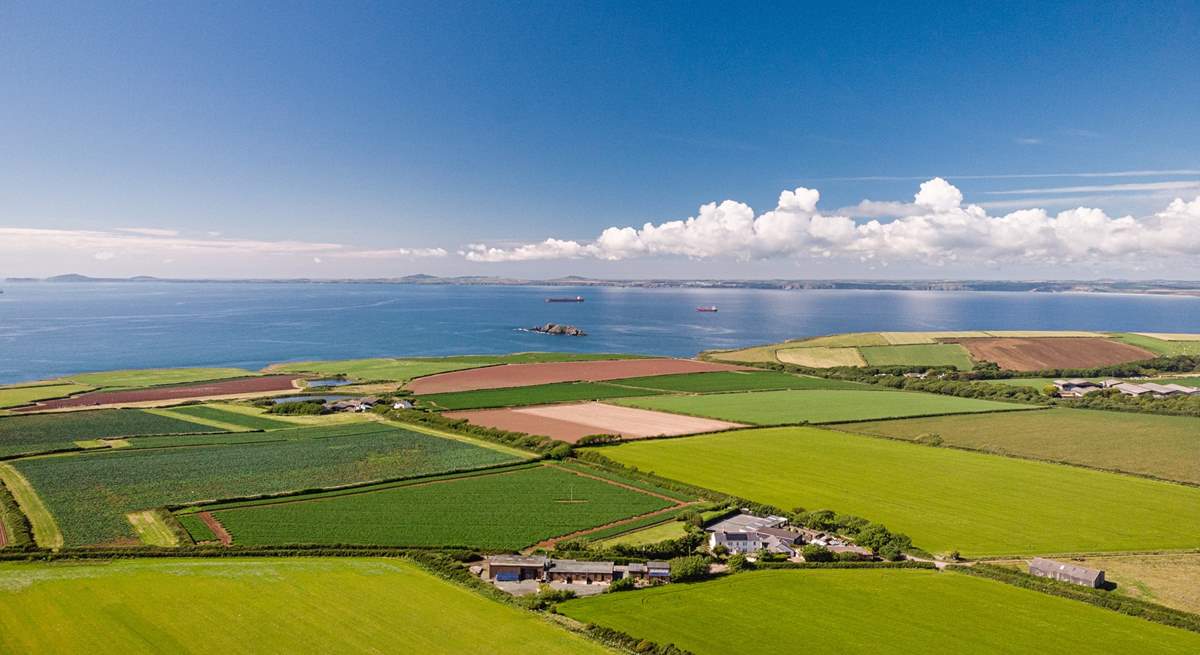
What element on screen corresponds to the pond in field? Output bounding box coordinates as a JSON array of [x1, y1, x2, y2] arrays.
[[304, 379, 355, 387]]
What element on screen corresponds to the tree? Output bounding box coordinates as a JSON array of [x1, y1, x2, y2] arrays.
[[727, 553, 751, 572], [669, 555, 710, 582], [801, 544, 833, 562], [1042, 384, 1059, 397], [607, 576, 636, 592]]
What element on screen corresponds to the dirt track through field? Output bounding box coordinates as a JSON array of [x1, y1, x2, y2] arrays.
[[197, 511, 233, 546], [14, 376, 304, 411], [445, 402, 744, 443], [0, 518, 8, 547], [406, 359, 749, 394], [945, 337, 1155, 371]]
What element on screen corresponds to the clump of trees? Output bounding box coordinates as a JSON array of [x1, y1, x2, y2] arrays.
[[794, 509, 913, 561], [267, 400, 327, 415], [668, 555, 711, 582]]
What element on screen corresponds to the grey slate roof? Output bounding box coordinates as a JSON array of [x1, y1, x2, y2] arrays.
[[1029, 557, 1104, 584], [549, 559, 614, 574]]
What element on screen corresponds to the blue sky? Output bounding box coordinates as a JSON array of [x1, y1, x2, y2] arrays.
[[1, 1, 1198, 279]]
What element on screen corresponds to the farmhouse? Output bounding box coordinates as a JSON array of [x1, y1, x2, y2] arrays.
[[707, 511, 789, 533], [706, 511, 801, 556], [1028, 557, 1105, 588], [324, 396, 380, 412], [392, 399, 415, 410]]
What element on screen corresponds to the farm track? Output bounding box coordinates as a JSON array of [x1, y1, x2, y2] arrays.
[[197, 512, 233, 545], [0, 515, 8, 547]]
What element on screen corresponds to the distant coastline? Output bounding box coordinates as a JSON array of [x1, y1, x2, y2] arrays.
[[5, 273, 1200, 297]]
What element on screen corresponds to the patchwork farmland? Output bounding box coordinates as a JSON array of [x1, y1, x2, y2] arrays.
[[591, 426, 1200, 556], [15, 375, 304, 411], [0, 409, 215, 458], [11, 421, 524, 546], [558, 569, 1200, 654], [406, 358, 749, 393], [183, 463, 685, 549]]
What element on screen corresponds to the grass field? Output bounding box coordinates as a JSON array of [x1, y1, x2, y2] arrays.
[[0, 464, 61, 549], [592, 518, 688, 546], [557, 569, 1200, 654], [844, 408, 1200, 484], [1110, 333, 1200, 356], [156, 404, 295, 430], [0, 382, 93, 409], [65, 367, 257, 389], [858, 343, 975, 370], [611, 370, 868, 393], [419, 381, 663, 410], [0, 409, 214, 458], [196, 464, 674, 549], [880, 331, 991, 344], [0, 558, 608, 655], [12, 422, 524, 546], [775, 346, 866, 367], [790, 332, 890, 347], [273, 358, 488, 382], [611, 389, 1032, 425], [427, 352, 652, 364], [1053, 553, 1200, 615], [593, 426, 1200, 556], [176, 512, 218, 542]]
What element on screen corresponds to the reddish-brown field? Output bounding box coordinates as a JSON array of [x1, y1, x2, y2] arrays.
[[445, 401, 744, 443], [406, 358, 749, 394], [946, 337, 1155, 371], [14, 375, 303, 411]]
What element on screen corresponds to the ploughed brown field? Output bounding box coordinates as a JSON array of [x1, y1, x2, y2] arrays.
[[13, 375, 303, 411], [445, 401, 744, 443], [945, 337, 1155, 371], [406, 358, 749, 394]]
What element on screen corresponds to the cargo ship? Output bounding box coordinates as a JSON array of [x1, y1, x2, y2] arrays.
[[545, 296, 584, 303], [696, 305, 718, 312]]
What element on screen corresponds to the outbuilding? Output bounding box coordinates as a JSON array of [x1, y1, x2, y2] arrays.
[[1028, 557, 1105, 588]]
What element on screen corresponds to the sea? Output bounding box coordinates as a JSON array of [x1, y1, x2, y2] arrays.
[[1, 281, 1199, 385]]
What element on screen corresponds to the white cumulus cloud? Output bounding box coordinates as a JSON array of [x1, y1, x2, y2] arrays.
[[461, 178, 1200, 269]]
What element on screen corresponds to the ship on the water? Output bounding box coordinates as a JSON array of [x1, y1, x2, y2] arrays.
[[545, 296, 584, 303], [696, 305, 718, 312]]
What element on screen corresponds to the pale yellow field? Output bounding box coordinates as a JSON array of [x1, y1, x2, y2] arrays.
[[790, 333, 889, 347], [1133, 333, 1200, 341], [881, 331, 990, 344], [983, 330, 1103, 337], [996, 553, 1200, 615], [706, 344, 789, 363], [776, 346, 866, 368]]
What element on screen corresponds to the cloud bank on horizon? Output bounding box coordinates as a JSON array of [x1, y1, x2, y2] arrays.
[[461, 178, 1200, 270]]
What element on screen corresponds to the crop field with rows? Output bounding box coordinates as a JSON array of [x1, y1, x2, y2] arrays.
[[12, 422, 524, 546], [197, 464, 675, 549], [0, 409, 214, 458]]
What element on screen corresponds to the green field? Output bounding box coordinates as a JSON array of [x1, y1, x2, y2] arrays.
[[1110, 333, 1200, 356], [197, 464, 674, 549], [420, 381, 662, 410], [0, 558, 607, 655], [558, 569, 1200, 654], [593, 426, 1200, 556], [612, 370, 868, 393], [592, 518, 688, 546], [612, 389, 1032, 425], [859, 343, 975, 370], [65, 367, 257, 389], [426, 352, 652, 364], [844, 408, 1200, 484], [0, 382, 93, 409], [12, 422, 524, 546], [159, 404, 295, 430], [274, 358, 488, 382], [0, 409, 214, 458]]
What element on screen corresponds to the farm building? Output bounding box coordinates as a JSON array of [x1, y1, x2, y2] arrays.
[[484, 555, 548, 582], [1052, 379, 1102, 397], [1111, 382, 1199, 397], [325, 396, 380, 412], [706, 512, 802, 556], [1028, 558, 1105, 588], [392, 399, 415, 410], [615, 560, 671, 582], [546, 560, 615, 584]]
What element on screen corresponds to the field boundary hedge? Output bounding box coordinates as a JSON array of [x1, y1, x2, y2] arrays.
[[951, 563, 1200, 633], [0, 476, 35, 548]]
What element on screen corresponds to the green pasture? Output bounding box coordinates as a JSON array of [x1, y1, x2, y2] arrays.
[[593, 426, 1200, 556], [0, 382, 93, 409], [200, 464, 673, 549], [273, 358, 487, 383], [0, 409, 213, 458], [612, 389, 1032, 425], [1110, 333, 1200, 356], [427, 352, 652, 364], [843, 408, 1200, 484], [158, 404, 295, 430], [612, 370, 867, 393], [0, 558, 607, 655], [858, 343, 975, 370], [65, 367, 257, 389], [558, 569, 1200, 654], [12, 422, 522, 546], [592, 518, 688, 546], [421, 381, 662, 410]]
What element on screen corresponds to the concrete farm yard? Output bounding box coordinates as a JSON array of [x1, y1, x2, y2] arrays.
[[2, 333, 1200, 653]]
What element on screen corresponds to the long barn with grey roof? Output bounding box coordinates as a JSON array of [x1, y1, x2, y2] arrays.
[[1028, 558, 1105, 588]]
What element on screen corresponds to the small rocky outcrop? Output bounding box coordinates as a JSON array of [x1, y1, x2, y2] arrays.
[[531, 323, 587, 336]]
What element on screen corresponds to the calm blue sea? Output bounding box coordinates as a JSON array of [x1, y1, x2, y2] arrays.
[[1, 282, 1199, 385]]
